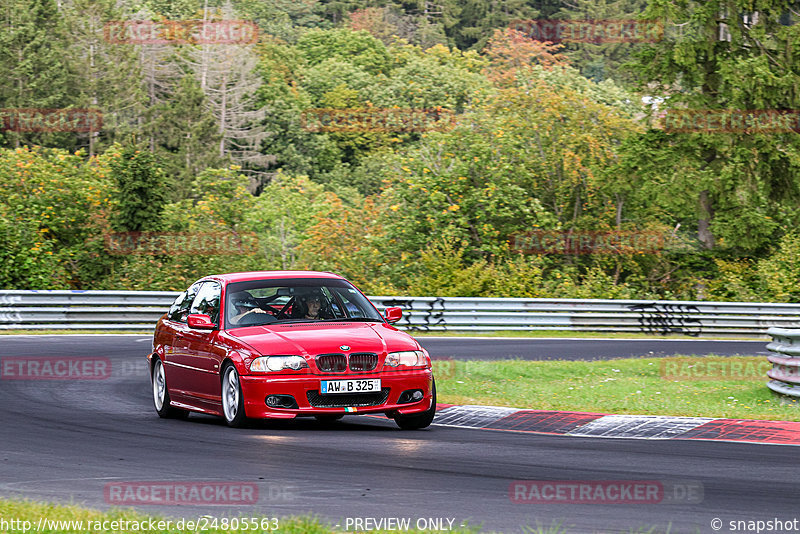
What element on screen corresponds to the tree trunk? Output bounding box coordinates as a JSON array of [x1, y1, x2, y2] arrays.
[[218, 72, 227, 159], [698, 189, 715, 249]]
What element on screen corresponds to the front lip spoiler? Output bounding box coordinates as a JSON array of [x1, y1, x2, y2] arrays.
[[242, 366, 431, 377], [250, 400, 433, 418]]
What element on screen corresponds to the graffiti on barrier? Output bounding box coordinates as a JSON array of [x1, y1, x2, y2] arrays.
[[627, 303, 702, 336], [0, 311, 23, 323], [378, 297, 447, 332], [0, 294, 22, 306]]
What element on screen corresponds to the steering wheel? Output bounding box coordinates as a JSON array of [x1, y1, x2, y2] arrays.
[[262, 304, 282, 314]]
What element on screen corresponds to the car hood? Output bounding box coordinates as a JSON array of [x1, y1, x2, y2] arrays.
[[227, 321, 420, 357]]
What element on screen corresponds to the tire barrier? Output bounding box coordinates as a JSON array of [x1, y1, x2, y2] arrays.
[[766, 327, 800, 398]]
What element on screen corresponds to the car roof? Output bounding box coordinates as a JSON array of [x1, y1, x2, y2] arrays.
[[200, 270, 344, 284]]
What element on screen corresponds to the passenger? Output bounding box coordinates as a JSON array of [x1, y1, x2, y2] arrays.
[[292, 289, 331, 320]]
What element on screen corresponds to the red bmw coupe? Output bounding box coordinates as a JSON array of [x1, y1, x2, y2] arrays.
[[148, 271, 436, 429]]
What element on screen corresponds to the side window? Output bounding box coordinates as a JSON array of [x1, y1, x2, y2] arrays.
[[167, 291, 186, 321], [190, 282, 221, 324], [168, 282, 202, 323], [332, 288, 365, 318]]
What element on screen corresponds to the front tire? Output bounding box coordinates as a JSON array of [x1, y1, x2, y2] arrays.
[[221, 363, 247, 428], [152, 358, 189, 419], [394, 380, 436, 430]]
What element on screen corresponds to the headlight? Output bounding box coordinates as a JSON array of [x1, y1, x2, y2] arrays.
[[385, 350, 426, 368], [250, 355, 308, 372]]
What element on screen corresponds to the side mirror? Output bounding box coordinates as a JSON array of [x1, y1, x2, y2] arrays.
[[187, 314, 216, 330], [384, 307, 403, 324]]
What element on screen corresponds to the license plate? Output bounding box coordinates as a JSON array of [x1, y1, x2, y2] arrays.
[[320, 379, 381, 394]]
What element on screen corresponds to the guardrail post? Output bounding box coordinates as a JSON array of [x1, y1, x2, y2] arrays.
[[765, 327, 800, 398]]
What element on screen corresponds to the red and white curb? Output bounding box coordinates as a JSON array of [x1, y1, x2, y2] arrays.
[[430, 404, 800, 446]]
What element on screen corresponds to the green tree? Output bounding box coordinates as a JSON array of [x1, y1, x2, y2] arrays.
[[255, 36, 340, 178], [152, 74, 226, 197], [365, 44, 490, 110], [0, 146, 114, 288], [244, 173, 338, 269], [627, 0, 800, 253], [297, 28, 392, 75], [0, 0, 72, 148], [62, 0, 147, 156], [233, 0, 324, 41], [450, 0, 537, 50], [109, 146, 172, 232], [554, 0, 651, 82]]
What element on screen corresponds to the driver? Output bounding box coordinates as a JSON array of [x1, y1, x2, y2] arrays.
[[229, 291, 268, 324]]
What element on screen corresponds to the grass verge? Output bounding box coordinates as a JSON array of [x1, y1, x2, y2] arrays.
[[433, 355, 800, 421], [0, 499, 481, 534], [409, 330, 765, 340]]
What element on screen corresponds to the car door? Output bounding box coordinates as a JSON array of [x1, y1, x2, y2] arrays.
[[163, 282, 202, 398], [179, 281, 224, 403]]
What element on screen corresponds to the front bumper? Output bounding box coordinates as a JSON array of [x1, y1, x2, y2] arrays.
[[239, 370, 434, 419]]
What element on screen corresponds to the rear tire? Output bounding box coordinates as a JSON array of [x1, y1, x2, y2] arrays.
[[394, 380, 436, 430], [221, 363, 247, 428], [152, 358, 189, 419]]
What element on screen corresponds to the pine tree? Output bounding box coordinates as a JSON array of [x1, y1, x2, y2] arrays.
[[61, 0, 147, 156], [625, 0, 800, 252], [0, 0, 72, 148], [180, 4, 274, 180], [449, 0, 537, 50], [554, 0, 650, 82], [152, 74, 226, 197], [110, 145, 172, 232]]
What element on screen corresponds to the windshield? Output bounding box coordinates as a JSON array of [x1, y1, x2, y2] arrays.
[[224, 277, 384, 329]]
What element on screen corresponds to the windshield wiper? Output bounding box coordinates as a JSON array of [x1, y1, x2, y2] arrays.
[[321, 317, 382, 322], [269, 317, 383, 324]]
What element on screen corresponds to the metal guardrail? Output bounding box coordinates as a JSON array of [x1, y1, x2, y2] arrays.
[[766, 328, 800, 397], [0, 291, 179, 331], [1, 290, 800, 336]]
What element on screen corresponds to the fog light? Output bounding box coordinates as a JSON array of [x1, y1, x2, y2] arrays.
[[397, 389, 424, 404], [265, 395, 298, 409]]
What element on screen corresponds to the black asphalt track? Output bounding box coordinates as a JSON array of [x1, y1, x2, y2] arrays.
[[0, 335, 795, 533]]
